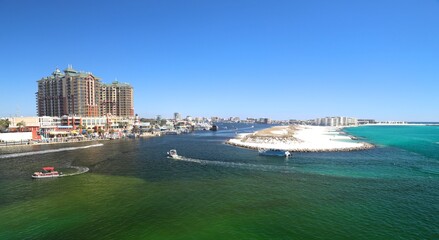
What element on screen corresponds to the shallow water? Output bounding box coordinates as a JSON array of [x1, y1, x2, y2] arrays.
[[0, 124, 438, 239]]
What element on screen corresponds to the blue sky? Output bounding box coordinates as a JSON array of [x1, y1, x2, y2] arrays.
[[1, 0, 438, 121]]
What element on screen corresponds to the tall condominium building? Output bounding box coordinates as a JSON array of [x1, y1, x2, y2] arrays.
[[37, 66, 101, 117], [100, 81, 134, 117], [314, 116, 358, 126], [174, 112, 181, 120], [37, 66, 134, 118]]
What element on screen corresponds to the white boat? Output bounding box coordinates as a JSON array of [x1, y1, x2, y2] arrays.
[[167, 149, 180, 159], [32, 166, 63, 179]]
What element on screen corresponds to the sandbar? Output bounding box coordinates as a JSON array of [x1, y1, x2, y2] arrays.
[[226, 125, 373, 152]]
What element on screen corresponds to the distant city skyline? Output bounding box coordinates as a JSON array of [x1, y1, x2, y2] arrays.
[[1, 1, 439, 121]]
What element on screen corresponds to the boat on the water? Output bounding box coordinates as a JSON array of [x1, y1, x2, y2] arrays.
[[167, 149, 180, 159], [210, 125, 219, 131], [165, 130, 179, 135], [32, 166, 63, 179], [258, 149, 291, 157]]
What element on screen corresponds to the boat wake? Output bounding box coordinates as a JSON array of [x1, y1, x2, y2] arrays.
[[218, 126, 255, 133], [61, 166, 90, 177], [0, 143, 104, 159], [170, 155, 294, 173]]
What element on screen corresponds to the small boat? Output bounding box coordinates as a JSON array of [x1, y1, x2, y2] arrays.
[[166, 130, 179, 135], [210, 125, 219, 131], [32, 166, 63, 179], [127, 133, 137, 138], [258, 149, 291, 157], [167, 149, 180, 159]]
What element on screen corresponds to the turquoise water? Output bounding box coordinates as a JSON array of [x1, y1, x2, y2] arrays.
[[0, 124, 438, 239]]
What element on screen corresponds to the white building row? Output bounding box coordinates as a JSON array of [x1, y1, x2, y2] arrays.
[[314, 117, 358, 126]]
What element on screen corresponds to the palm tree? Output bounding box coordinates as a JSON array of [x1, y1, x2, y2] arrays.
[[16, 121, 26, 132], [0, 119, 10, 132], [132, 125, 140, 134]]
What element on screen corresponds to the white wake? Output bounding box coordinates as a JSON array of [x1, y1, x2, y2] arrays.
[[60, 166, 90, 177], [170, 155, 294, 173], [0, 143, 104, 159]]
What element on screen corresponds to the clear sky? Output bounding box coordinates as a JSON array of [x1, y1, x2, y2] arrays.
[[1, 0, 438, 121]]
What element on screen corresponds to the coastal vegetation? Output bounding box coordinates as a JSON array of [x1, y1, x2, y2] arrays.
[[241, 126, 300, 144], [0, 119, 10, 132]]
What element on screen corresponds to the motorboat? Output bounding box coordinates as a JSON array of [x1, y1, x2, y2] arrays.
[[167, 149, 180, 159], [32, 166, 63, 179], [258, 149, 291, 157]]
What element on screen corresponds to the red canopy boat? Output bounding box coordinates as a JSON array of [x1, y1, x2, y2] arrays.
[[32, 166, 63, 179], [42, 167, 54, 171]]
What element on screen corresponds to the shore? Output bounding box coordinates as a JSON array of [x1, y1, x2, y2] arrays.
[[0, 132, 161, 148], [226, 125, 374, 152]]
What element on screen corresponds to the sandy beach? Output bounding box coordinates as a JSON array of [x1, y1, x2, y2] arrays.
[[226, 125, 374, 152]]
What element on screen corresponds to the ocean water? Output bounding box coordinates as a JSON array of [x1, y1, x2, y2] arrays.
[[0, 124, 438, 239]]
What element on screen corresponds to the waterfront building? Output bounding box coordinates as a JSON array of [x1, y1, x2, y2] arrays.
[[246, 118, 257, 123], [314, 116, 358, 126], [37, 65, 101, 117], [61, 115, 134, 130], [376, 121, 407, 125], [211, 117, 219, 122], [228, 117, 240, 122], [174, 112, 181, 121], [7, 116, 41, 140], [9, 116, 40, 128], [37, 66, 134, 118], [1, 114, 135, 141], [100, 81, 134, 117], [7, 116, 65, 140], [257, 118, 272, 124], [358, 119, 377, 125]]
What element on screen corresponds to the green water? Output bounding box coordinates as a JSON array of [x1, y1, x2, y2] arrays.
[[1, 124, 438, 239], [346, 125, 439, 161]]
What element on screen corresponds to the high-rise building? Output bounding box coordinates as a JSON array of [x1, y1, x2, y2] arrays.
[[37, 66, 134, 118], [100, 81, 134, 117], [37, 65, 101, 117], [314, 116, 358, 126], [174, 112, 181, 120]]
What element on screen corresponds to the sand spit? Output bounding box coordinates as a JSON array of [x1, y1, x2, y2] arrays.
[[226, 125, 374, 152]]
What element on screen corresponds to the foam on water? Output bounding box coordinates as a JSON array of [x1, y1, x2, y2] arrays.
[[171, 155, 294, 173], [61, 166, 90, 177], [0, 143, 104, 159], [217, 126, 255, 133]]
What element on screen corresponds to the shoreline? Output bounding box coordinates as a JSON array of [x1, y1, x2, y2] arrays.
[[226, 125, 374, 152], [0, 132, 161, 148]]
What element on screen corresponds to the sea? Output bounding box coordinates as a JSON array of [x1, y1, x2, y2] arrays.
[[0, 123, 438, 239]]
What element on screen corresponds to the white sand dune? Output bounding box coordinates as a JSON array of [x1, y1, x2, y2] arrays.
[[226, 125, 373, 152]]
